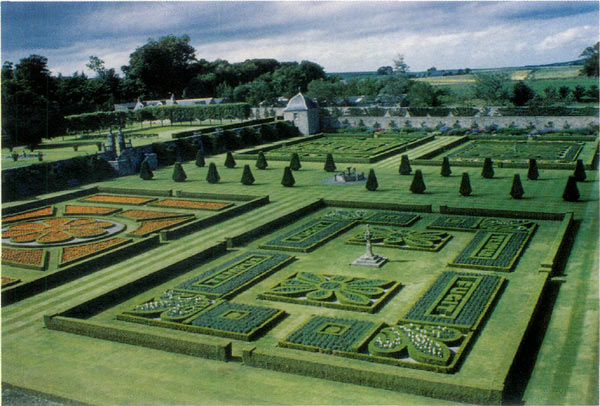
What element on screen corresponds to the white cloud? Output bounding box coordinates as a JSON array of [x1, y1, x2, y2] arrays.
[[538, 26, 593, 51]]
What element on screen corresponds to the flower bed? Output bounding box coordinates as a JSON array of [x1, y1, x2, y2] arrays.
[[447, 140, 584, 163], [122, 289, 212, 322], [64, 205, 121, 216], [149, 199, 233, 211], [260, 219, 356, 252], [1, 277, 21, 288], [2, 206, 55, 224], [346, 226, 451, 252], [428, 215, 536, 233], [3, 218, 118, 245], [118, 210, 192, 221], [128, 217, 194, 237], [59, 237, 131, 266], [2, 248, 47, 270], [81, 194, 157, 205]]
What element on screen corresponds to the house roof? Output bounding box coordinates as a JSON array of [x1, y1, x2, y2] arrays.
[[284, 93, 318, 112]]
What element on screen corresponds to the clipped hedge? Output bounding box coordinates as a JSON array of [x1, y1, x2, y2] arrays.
[[97, 186, 173, 197], [439, 205, 564, 221], [539, 212, 575, 273], [323, 199, 432, 213], [1, 186, 98, 216]]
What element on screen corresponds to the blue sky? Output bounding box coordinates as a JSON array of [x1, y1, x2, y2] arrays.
[[1, 1, 598, 76]]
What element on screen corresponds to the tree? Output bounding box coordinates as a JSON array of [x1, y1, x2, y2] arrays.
[[195, 150, 205, 167], [573, 85, 586, 102], [510, 81, 535, 106], [410, 170, 426, 194], [573, 159, 586, 181], [206, 162, 220, 183], [482, 158, 494, 178], [474, 72, 510, 104], [289, 153, 301, 171], [510, 174, 524, 199], [527, 159, 539, 180], [459, 172, 472, 196], [241, 164, 255, 185], [558, 86, 571, 100], [579, 42, 599, 77], [366, 169, 378, 191], [324, 153, 336, 172], [587, 85, 599, 102], [256, 151, 268, 169], [224, 151, 236, 168], [281, 166, 295, 187], [399, 155, 412, 175], [441, 157, 452, 177], [172, 162, 187, 182], [377, 66, 393, 75], [562, 176, 580, 201], [139, 159, 154, 180], [393, 55, 409, 75], [407, 82, 443, 107]]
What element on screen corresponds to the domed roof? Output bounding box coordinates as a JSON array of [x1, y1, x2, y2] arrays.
[[284, 92, 318, 112]]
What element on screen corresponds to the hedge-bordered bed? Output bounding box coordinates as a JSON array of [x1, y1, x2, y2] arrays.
[[259, 218, 356, 252]]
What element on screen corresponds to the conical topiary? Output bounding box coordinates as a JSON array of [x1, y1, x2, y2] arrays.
[[562, 176, 580, 202], [441, 157, 452, 177], [573, 159, 586, 182], [255, 151, 268, 170], [241, 164, 255, 185], [195, 150, 205, 167], [366, 169, 378, 191], [324, 153, 336, 172], [482, 158, 494, 179], [224, 151, 236, 168], [289, 152, 301, 171], [459, 172, 472, 196], [399, 155, 412, 175], [410, 169, 426, 194], [527, 158, 538, 180], [510, 174, 524, 199], [206, 162, 220, 184], [281, 166, 295, 187], [172, 162, 187, 182], [140, 159, 153, 180]]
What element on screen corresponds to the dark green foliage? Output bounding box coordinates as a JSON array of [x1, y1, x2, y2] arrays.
[[573, 159, 586, 181], [459, 173, 472, 196], [261, 219, 355, 252], [399, 154, 411, 175], [324, 153, 336, 172], [224, 151, 236, 168], [562, 176, 580, 202], [195, 150, 205, 167], [440, 157, 451, 177], [527, 159, 539, 180], [241, 164, 255, 185], [189, 302, 280, 335], [139, 160, 153, 180], [510, 81, 535, 106], [289, 152, 301, 171], [281, 166, 295, 187], [481, 158, 494, 179], [255, 151, 268, 170], [172, 162, 187, 182], [410, 170, 426, 194], [510, 174, 524, 199], [206, 162, 220, 184], [366, 169, 378, 191]]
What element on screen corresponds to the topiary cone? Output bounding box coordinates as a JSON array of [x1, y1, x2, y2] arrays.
[[366, 169, 378, 191], [482, 158, 494, 179], [195, 150, 205, 167], [224, 151, 236, 168], [324, 153, 336, 172], [289, 152, 301, 171], [573, 159, 586, 182], [410, 169, 426, 194], [172, 162, 187, 182], [459, 172, 472, 196], [510, 174, 524, 199], [206, 162, 220, 184], [255, 151, 268, 170], [281, 166, 295, 187], [441, 157, 452, 177], [562, 176, 580, 201], [399, 154, 412, 175], [140, 159, 153, 180], [527, 158, 538, 180], [241, 164, 255, 185]]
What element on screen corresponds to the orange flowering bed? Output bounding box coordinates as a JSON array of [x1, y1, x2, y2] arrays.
[[2, 206, 55, 224], [64, 205, 121, 216], [3, 218, 114, 244], [60, 237, 130, 266], [150, 199, 233, 211], [1, 277, 21, 288], [118, 210, 192, 221], [82, 195, 157, 205], [129, 217, 193, 237], [2, 248, 47, 270]]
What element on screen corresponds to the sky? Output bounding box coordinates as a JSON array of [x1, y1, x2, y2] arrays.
[[1, 1, 598, 77]]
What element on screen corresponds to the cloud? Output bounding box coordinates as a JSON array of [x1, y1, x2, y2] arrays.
[[538, 26, 594, 51]]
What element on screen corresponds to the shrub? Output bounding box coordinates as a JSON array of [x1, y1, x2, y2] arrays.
[[324, 153, 336, 172], [562, 176, 580, 202], [241, 164, 255, 185], [366, 169, 378, 191], [195, 150, 205, 167], [11, 153, 18, 161], [481, 158, 494, 179], [399, 155, 412, 175], [206, 162, 220, 184], [573, 159, 586, 182], [289, 152, 302, 171], [410, 170, 426, 194], [459, 173, 472, 196], [281, 166, 295, 187], [139, 160, 153, 180], [441, 157, 451, 177], [172, 162, 187, 182], [224, 151, 236, 168], [255, 151, 268, 170], [527, 159, 539, 180], [510, 174, 524, 199]]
